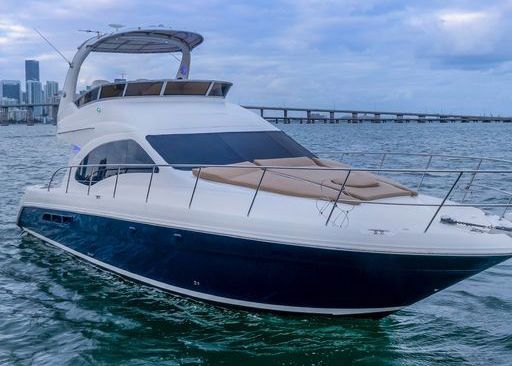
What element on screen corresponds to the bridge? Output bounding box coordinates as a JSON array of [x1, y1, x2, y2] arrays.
[[0, 103, 59, 125], [2, 103, 511, 125], [243, 106, 512, 124]]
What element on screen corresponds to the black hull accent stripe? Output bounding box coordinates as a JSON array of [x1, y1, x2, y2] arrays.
[[22, 227, 403, 316]]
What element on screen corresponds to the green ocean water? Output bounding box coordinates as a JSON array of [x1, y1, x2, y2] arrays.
[[1, 123, 511, 365]]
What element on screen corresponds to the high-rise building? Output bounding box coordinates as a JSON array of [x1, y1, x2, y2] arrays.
[[25, 60, 40, 82], [45, 81, 59, 103], [0, 80, 21, 104], [44, 81, 60, 121], [26, 80, 43, 117]]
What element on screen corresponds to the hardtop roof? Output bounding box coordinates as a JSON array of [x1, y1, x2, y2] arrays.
[[84, 28, 203, 54]]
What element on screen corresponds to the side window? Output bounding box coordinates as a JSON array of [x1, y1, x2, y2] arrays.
[[75, 140, 154, 185]]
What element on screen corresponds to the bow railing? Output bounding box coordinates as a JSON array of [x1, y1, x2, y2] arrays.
[[46, 152, 512, 232]]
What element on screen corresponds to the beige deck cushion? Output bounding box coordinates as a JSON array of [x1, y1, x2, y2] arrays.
[[191, 156, 415, 204], [375, 175, 418, 196], [342, 181, 414, 201], [256, 157, 378, 188], [317, 157, 417, 195], [253, 157, 317, 167], [192, 161, 259, 181], [272, 168, 378, 189], [229, 170, 359, 204], [313, 158, 350, 168]]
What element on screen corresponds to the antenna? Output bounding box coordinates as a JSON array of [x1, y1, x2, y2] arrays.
[[170, 53, 181, 63], [108, 24, 125, 32], [34, 28, 72, 67], [78, 29, 103, 37]]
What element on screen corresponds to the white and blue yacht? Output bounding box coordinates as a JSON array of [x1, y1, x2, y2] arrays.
[[17, 27, 512, 317]]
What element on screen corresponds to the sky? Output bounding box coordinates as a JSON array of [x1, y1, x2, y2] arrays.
[[1, 0, 512, 115]]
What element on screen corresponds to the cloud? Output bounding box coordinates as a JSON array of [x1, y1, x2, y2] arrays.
[[0, 20, 36, 46], [408, 5, 512, 69], [1, 0, 512, 115]]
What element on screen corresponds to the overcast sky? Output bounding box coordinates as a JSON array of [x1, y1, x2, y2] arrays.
[[1, 0, 512, 115]]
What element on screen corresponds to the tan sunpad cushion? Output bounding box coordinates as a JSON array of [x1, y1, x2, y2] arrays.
[[253, 157, 317, 167], [316, 158, 417, 195], [375, 175, 418, 196], [192, 156, 415, 203], [273, 169, 378, 188], [192, 161, 259, 181], [313, 158, 350, 168], [343, 181, 414, 200], [230, 170, 359, 204], [256, 157, 378, 188]]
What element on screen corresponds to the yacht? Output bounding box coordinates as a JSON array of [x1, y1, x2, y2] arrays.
[[17, 27, 512, 317]]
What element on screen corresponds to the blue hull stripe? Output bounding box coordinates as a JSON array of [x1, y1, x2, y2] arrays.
[[18, 207, 510, 313]]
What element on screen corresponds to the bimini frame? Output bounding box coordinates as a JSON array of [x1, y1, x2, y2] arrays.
[[59, 27, 203, 120]]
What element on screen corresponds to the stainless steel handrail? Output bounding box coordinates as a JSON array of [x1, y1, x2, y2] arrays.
[[424, 172, 463, 233], [45, 163, 512, 173], [314, 151, 512, 194], [325, 171, 351, 226], [45, 162, 512, 231], [314, 151, 512, 165]]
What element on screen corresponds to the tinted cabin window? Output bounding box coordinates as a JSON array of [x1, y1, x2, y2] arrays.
[[146, 131, 315, 169], [75, 140, 155, 185], [208, 82, 231, 97], [84, 87, 100, 103], [99, 83, 125, 99], [76, 87, 100, 107], [125, 82, 163, 96], [164, 82, 210, 96]]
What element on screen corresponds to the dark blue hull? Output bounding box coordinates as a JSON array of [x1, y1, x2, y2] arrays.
[[17, 206, 510, 316]]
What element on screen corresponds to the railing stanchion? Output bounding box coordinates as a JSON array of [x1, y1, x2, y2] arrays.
[[47, 167, 64, 192], [247, 168, 267, 217], [113, 166, 121, 198], [417, 155, 433, 192], [424, 171, 463, 233], [501, 196, 512, 220], [48, 174, 54, 192], [462, 158, 483, 203], [325, 170, 351, 226], [189, 167, 202, 208], [87, 171, 93, 196], [65, 167, 72, 193], [378, 153, 387, 174], [145, 166, 156, 203]]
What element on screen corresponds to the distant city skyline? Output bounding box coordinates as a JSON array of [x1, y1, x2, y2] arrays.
[[1, 58, 59, 122]]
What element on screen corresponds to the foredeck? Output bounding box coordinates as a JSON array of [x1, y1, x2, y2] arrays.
[[44, 152, 512, 235]]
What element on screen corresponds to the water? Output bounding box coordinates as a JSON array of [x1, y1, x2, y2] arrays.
[[1, 123, 512, 365]]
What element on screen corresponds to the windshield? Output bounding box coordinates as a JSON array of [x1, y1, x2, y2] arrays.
[[146, 131, 314, 168]]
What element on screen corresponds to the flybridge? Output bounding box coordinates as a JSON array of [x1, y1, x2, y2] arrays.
[[59, 27, 205, 120], [75, 80, 232, 108]]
